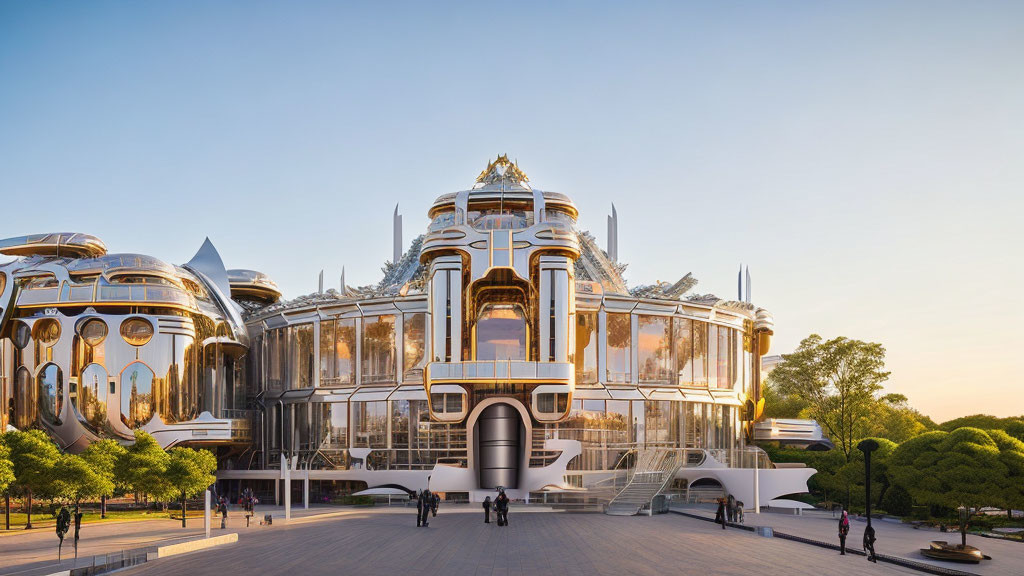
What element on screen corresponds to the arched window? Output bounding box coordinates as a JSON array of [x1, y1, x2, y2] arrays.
[[14, 367, 35, 428], [475, 304, 527, 361], [120, 362, 155, 429], [77, 363, 109, 434], [37, 363, 62, 425]]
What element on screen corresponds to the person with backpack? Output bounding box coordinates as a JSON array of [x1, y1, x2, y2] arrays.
[[838, 509, 850, 555]]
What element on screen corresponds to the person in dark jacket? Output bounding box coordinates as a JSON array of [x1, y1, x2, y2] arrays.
[[431, 492, 439, 517], [838, 510, 850, 555], [726, 494, 736, 522], [420, 490, 432, 527], [715, 498, 727, 529], [483, 496, 492, 524], [863, 524, 877, 562], [495, 490, 510, 527], [416, 491, 424, 527]]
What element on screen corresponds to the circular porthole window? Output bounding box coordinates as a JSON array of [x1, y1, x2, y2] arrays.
[[11, 321, 31, 349], [80, 318, 108, 346], [32, 318, 61, 347], [120, 317, 154, 346]]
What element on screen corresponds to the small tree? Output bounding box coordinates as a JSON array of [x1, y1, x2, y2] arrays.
[[3, 430, 60, 528], [82, 439, 127, 518], [766, 334, 890, 461], [165, 447, 217, 527], [0, 436, 14, 530], [114, 431, 169, 506], [52, 452, 109, 506], [0, 435, 14, 493]]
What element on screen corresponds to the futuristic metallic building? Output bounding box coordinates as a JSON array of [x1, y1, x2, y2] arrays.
[[1, 156, 814, 508]]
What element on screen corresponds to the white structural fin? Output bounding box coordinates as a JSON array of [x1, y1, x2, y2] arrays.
[[745, 266, 752, 303], [185, 237, 233, 301], [318, 270, 324, 294], [340, 266, 346, 296], [393, 203, 403, 265]]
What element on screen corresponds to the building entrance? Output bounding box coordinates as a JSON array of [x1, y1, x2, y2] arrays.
[[477, 403, 522, 489]]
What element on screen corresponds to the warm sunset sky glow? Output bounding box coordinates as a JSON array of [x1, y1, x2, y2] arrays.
[[2, 2, 1021, 421]]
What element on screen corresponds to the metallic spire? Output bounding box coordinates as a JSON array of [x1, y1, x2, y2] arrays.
[[340, 266, 346, 296], [318, 270, 324, 294], [607, 203, 618, 261], [738, 263, 743, 300], [393, 203, 403, 265], [745, 266, 752, 303]]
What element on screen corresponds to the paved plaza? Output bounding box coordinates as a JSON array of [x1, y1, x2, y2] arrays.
[[6, 504, 1022, 576], [119, 505, 922, 576]]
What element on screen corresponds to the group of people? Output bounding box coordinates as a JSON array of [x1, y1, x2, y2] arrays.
[[713, 494, 744, 528], [412, 488, 511, 528], [838, 509, 878, 562], [415, 489, 440, 527], [481, 489, 510, 526]]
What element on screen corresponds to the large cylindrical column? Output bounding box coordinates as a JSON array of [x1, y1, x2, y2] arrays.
[[477, 403, 521, 489]]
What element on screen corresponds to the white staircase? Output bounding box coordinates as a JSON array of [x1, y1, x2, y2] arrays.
[[605, 449, 682, 516]]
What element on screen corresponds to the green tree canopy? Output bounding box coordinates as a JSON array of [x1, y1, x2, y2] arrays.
[[861, 394, 935, 443], [52, 452, 110, 504], [165, 447, 217, 500], [765, 334, 891, 461], [889, 427, 1024, 513], [0, 435, 14, 494], [3, 429, 60, 499], [114, 431, 170, 501], [82, 439, 127, 498], [938, 415, 1024, 442]]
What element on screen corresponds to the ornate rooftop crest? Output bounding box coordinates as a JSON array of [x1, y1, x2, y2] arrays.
[[476, 154, 529, 186]]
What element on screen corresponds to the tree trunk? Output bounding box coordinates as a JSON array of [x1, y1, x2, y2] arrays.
[[181, 491, 187, 528], [25, 490, 33, 529]]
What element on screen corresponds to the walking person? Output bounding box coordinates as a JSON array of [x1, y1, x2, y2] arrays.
[[219, 498, 228, 529], [838, 510, 850, 555], [416, 491, 424, 527], [431, 492, 439, 517], [482, 496, 492, 524], [726, 494, 736, 523], [863, 524, 877, 562], [420, 489, 432, 528], [495, 489, 510, 527], [715, 498, 727, 529]]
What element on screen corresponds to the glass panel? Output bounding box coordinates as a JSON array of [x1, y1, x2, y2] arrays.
[[335, 318, 356, 385], [605, 313, 631, 383], [362, 316, 396, 384], [319, 319, 335, 381], [428, 211, 456, 232], [717, 326, 730, 389], [637, 316, 671, 384], [475, 304, 527, 361], [266, 328, 285, 392], [707, 325, 718, 388], [14, 367, 35, 427], [403, 313, 426, 380], [327, 401, 348, 449], [692, 322, 708, 387], [574, 312, 598, 384], [644, 400, 679, 447], [445, 393, 462, 414], [391, 400, 410, 448], [290, 324, 314, 389], [78, 363, 109, 434], [537, 393, 555, 413], [120, 361, 155, 428], [38, 363, 62, 424], [352, 400, 388, 448], [674, 318, 693, 386], [466, 207, 534, 230], [430, 393, 445, 412]]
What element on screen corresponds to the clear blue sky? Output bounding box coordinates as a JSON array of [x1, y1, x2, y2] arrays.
[[2, 1, 1022, 421]]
